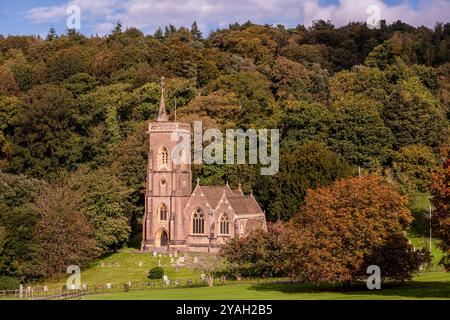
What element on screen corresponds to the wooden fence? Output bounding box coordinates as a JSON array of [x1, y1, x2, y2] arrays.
[[0, 277, 291, 300]]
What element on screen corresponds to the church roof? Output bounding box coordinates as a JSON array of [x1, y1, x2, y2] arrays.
[[196, 184, 263, 216], [226, 195, 263, 216], [198, 185, 234, 208]]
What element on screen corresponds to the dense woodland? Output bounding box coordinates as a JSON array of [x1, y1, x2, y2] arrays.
[[0, 19, 449, 283]]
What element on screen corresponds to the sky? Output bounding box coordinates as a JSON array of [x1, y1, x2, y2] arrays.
[[0, 0, 449, 37]]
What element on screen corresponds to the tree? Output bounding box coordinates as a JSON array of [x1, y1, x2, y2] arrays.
[[47, 46, 89, 82], [328, 94, 394, 169], [0, 96, 18, 163], [255, 142, 353, 221], [430, 147, 450, 270], [206, 71, 278, 128], [10, 63, 33, 92], [393, 144, 438, 193], [279, 100, 332, 145], [191, 22, 203, 41], [46, 27, 57, 41], [383, 77, 446, 149], [220, 222, 287, 278], [154, 27, 163, 40], [30, 180, 99, 278], [0, 172, 44, 208], [284, 176, 429, 283], [69, 168, 132, 254], [0, 205, 40, 279], [0, 66, 19, 96], [7, 85, 82, 178]]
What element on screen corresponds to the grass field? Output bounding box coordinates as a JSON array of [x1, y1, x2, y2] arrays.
[[34, 248, 204, 290], [84, 271, 450, 300], [407, 193, 444, 264]]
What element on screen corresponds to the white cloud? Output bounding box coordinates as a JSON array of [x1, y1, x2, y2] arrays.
[[25, 0, 450, 35]]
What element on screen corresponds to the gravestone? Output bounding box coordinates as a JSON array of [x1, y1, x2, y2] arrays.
[[169, 253, 173, 258], [163, 275, 168, 281], [127, 281, 132, 288], [170, 257, 174, 263], [193, 257, 198, 263], [165, 280, 170, 286], [153, 251, 157, 257], [43, 285, 48, 292], [200, 273, 206, 280], [115, 262, 120, 267], [174, 252, 178, 258], [108, 263, 112, 268], [106, 283, 112, 289], [174, 280, 180, 286], [158, 254, 162, 258], [158, 260, 161, 266], [100, 262, 105, 267], [178, 257, 185, 263], [139, 261, 143, 267], [82, 284, 87, 290]]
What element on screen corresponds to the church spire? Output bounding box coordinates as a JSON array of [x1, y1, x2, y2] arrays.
[[157, 76, 168, 122]]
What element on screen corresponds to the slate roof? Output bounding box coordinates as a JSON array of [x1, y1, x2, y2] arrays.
[[198, 185, 234, 208], [227, 195, 263, 215], [197, 184, 264, 216]]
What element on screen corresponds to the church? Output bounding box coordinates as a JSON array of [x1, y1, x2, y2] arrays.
[[141, 83, 267, 253]]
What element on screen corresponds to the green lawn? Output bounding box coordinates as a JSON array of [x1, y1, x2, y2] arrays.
[[407, 193, 444, 265], [34, 248, 203, 290], [84, 271, 450, 300]]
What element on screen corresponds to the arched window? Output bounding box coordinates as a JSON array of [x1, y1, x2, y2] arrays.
[[158, 146, 169, 168], [159, 203, 168, 221], [192, 208, 204, 234], [219, 214, 229, 235]]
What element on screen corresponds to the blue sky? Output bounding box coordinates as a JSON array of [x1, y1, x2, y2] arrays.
[[0, 0, 448, 37]]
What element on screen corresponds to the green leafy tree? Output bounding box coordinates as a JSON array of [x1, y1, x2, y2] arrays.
[[328, 94, 394, 169], [8, 85, 82, 178], [0, 205, 40, 279], [255, 142, 353, 221], [279, 100, 332, 145], [383, 77, 446, 149], [69, 168, 132, 254], [393, 144, 438, 192]]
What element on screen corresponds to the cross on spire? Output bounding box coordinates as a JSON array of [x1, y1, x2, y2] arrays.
[[157, 76, 168, 122]]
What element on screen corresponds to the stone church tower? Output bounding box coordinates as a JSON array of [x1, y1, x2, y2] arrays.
[[141, 78, 267, 253], [141, 78, 192, 251]]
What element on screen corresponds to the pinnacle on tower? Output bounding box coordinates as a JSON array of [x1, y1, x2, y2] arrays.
[[157, 76, 168, 122]]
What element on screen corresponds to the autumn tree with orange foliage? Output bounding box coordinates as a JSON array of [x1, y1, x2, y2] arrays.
[[431, 147, 450, 270], [285, 176, 429, 283]]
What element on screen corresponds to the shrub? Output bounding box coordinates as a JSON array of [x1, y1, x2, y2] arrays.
[[148, 266, 164, 279], [0, 276, 19, 290]]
